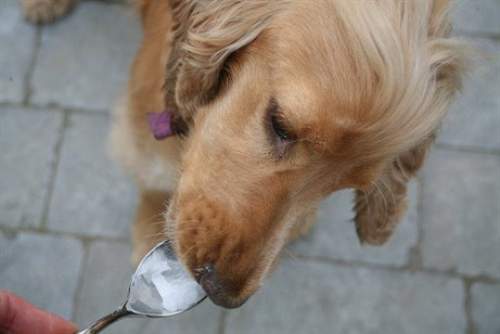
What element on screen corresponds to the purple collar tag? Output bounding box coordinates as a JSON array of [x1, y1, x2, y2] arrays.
[[148, 110, 174, 140]]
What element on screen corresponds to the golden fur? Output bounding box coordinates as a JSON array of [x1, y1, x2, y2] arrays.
[[24, 0, 468, 308]]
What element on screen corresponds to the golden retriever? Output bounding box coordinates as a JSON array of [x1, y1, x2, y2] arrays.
[[22, 0, 467, 308]]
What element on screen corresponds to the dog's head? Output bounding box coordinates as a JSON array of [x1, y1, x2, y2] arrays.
[[159, 0, 466, 308]]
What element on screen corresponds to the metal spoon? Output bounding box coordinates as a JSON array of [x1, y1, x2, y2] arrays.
[[76, 241, 206, 334]]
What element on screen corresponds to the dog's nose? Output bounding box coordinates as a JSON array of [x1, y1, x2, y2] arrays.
[[195, 265, 248, 309]]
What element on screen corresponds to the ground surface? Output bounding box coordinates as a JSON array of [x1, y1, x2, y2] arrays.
[[1, 1, 499, 333]]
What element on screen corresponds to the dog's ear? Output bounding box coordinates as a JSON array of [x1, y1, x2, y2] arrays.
[[353, 1, 468, 245], [353, 136, 433, 245], [165, 0, 278, 122]]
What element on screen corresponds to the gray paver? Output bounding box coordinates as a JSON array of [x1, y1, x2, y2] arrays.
[[0, 232, 83, 318], [0, 107, 63, 228], [439, 38, 500, 150], [0, 0, 35, 103], [75, 241, 221, 334], [421, 149, 500, 278], [453, 0, 500, 35], [31, 2, 141, 111], [471, 283, 500, 334], [290, 182, 418, 266], [48, 113, 136, 237], [226, 260, 465, 334]]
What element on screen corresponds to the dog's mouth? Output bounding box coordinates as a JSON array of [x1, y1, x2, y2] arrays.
[[164, 202, 254, 308], [175, 245, 257, 308]]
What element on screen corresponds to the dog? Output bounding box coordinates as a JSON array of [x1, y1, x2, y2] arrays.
[[22, 0, 467, 309]]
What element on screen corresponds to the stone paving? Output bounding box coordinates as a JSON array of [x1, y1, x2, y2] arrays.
[[0, 1, 499, 333]]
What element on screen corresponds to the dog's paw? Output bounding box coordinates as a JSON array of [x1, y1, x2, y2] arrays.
[[21, 0, 77, 24]]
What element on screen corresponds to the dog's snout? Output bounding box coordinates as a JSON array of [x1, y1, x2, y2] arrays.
[[176, 196, 264, 309], [196, 264, 248, 309]]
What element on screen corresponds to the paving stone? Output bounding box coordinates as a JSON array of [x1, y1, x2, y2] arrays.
[[48, 113, 136, 237], [453, 0, 500, 35], [421, 149, 500, 278], [0, 0, 35, 103], [226, 260, 465, 334], [471, 283, 500, 334], [0, 232, 83, 319], [290, 182, 418, 267], [0, 107, 63, 228], [439, 38, 500, 150], [75, 241, 221, 334], [31, 2, 141, 111]]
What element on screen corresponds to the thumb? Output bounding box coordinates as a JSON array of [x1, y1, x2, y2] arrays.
[[0, 290, 77, 334]]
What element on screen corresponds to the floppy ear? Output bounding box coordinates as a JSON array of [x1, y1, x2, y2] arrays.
[[165, 0, 278, 123], [354, 135, 433, 245], [353, 0, 468, 245]]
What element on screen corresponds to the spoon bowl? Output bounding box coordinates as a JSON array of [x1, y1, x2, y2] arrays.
[[76, 241, 206, 334]]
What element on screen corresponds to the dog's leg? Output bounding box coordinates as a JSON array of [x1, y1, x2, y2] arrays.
[[131, 190, 170, 266], [20, 0, 78, 24], [354, 135, 434, 245]]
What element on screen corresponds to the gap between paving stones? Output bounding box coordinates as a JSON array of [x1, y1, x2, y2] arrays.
[[22, 27, 41, 106], [39, 111, 68, 230], [71, 239, 91, 322], [293, 254, 500, 285], [218, 310, 228, 334], [435, 143, 500, 157], [455, 30, 500, 41], [0, 101, 111, 115], [464, 279, 478, 334], [0, 225, 129, 244]]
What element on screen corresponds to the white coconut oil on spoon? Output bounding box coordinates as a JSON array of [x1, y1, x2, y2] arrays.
[[76, 241, 206, 334]]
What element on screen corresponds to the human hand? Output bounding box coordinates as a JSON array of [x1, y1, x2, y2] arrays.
[[0, 290, 77, 334]]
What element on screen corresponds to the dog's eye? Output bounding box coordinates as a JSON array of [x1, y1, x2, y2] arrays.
[[268, 98, 295, 143], [266, 98, 296, 158], [271, 113, 292, 142]]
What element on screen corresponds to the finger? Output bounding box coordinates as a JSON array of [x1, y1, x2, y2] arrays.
[[0, 290, 77, 334]]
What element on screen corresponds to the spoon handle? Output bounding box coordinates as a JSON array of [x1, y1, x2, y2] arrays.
[[75, 306, 132, 334]]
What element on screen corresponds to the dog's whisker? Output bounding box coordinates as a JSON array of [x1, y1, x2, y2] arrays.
[[141, 228, 170, 241]]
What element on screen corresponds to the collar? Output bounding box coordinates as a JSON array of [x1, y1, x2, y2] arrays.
[[147, 109, 174, 140]]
